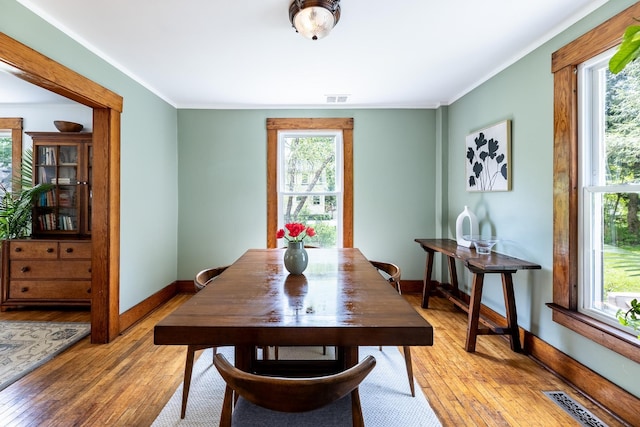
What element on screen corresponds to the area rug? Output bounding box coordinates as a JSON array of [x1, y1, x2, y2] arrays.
[[152, 346, 442, 426], [0, 320, 90, 391]]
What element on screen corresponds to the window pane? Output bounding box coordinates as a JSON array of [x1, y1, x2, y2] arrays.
[[281, 136, 337, 193], [605, 59, 640, 186], [280, 195, 336, 247], [0, 134, 12, 192], [586, 191, 640, 325]]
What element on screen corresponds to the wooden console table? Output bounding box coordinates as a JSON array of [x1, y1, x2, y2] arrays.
[[415, 238, 540, 353]]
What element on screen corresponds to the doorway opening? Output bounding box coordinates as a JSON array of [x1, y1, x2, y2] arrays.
[[0, 33, 122, 343]]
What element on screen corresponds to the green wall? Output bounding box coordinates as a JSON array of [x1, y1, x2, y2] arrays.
[[0, 0, 179, 312], [447, 0, 639, 396], [177, 109, 436, 279]]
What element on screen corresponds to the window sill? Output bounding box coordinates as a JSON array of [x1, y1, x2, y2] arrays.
[[547, 303, 640, 363]]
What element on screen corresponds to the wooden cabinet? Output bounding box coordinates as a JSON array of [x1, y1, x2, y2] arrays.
[[1, 132, 94, 310], [1, 239, 91, 309], [27, 132, 92, 238]]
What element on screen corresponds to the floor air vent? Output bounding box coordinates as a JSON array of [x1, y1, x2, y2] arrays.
[[543, 391, 609, 427]]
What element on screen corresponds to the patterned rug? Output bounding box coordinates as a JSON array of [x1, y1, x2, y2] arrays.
[[0, 321, 91, 391], [152, 346, 442, 426]]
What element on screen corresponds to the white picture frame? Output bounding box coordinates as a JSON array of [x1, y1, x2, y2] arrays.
[[465, 120, 511, 192]]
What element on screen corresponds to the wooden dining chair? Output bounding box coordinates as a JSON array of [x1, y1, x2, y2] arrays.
[[370, 260, 415, 397], [213, 353, 376, 427], [370, 260, 402, 294], [181, 265, 230, 419]]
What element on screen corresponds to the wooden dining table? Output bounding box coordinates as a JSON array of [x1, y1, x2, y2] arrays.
[[154, 248, 434, 375]]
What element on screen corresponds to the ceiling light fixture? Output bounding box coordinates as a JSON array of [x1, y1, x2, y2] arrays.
[[289, 0, 341, 41]]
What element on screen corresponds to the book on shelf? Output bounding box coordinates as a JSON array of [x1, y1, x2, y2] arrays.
[[50, 177, 72, 184], [58, 190, 73, 207], [38, 189, 56, 207], [42, 147, 57, 165], [38, 166, 47, 184], [37, 213, 77, 231], [58, 215, 76, 231], [37, 213, 56, 231]]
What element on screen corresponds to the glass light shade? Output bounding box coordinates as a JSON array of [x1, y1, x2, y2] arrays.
[[293, 6, 336, 40]]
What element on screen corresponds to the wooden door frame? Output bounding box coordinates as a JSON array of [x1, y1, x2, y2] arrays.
[[0, 32, 122, 343]]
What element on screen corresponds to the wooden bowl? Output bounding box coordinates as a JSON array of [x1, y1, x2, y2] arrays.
[[54, 121, 83, 132]]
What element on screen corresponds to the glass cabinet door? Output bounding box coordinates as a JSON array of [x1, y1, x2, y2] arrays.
[[28, 131, 92, 238], [34, 144, 80, 233]]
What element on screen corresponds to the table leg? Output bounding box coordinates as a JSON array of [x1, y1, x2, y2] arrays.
[[447, 256, 459, 297], [465, 273, 485, 352], [501, 273, 522, 352], [421, 249, 435, 308], [234, 345, 253, 372], [341, 346, 359, 369]]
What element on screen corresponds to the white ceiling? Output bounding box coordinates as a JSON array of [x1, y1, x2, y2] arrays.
[[0, 68, 71, 104], [8, 0, 608, 108]]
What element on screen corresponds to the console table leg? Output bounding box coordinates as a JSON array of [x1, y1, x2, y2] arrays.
[[465, 273, 485, 352], [448, 257, 459, 298], [501, 273, 522, 352], [421, 250, 435, 308]]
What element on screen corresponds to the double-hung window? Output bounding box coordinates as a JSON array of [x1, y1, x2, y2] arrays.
[[578, 50, 640, 334], [277, 130, 343, 247], [266, 118, 353, 249]]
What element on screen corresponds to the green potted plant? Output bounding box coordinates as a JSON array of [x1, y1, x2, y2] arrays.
[[0, 148, 53, 240], [617, 299, 640, 339]]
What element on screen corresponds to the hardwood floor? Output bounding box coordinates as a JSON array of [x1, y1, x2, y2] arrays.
[[0, 294, 630, 426]]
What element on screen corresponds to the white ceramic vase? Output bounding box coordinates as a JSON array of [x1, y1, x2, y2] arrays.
[[455, 206, 478, 248]]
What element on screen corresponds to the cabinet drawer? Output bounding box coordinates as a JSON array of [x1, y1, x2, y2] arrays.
[[9, 241, 58, 259], [59, 242, 91, 259], [9, 280, 91, 300], [10, 260, 91, 279]]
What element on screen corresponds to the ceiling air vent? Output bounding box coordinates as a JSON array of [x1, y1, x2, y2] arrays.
[[326, 94, 349, 103]]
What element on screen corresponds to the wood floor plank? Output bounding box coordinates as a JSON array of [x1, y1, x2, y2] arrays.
[[0, 294, 630, 426], [403, 294, 629, 427]]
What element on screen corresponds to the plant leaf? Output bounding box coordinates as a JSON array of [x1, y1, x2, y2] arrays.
[[0, 149, 54, 239], [609, 25, 640, 74]]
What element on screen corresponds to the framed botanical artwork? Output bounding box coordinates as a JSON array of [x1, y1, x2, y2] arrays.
[[465, 120, 511, 192]]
